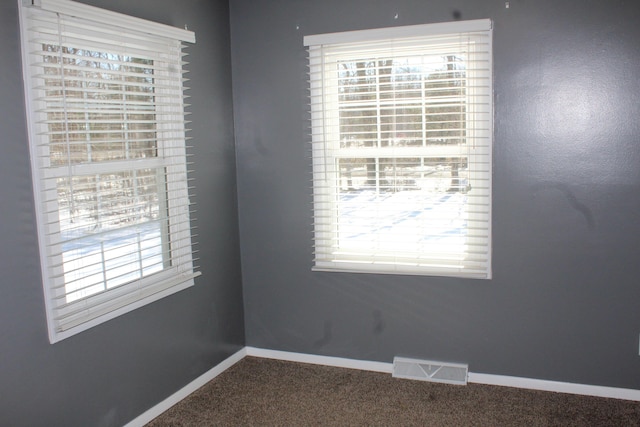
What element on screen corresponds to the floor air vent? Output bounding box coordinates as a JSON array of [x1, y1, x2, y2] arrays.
[[392, 357, 468, 385]]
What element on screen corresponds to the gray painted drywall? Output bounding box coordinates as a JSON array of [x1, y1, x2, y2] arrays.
[[0, 0, 244, 425], [230, 0, 640, 390]]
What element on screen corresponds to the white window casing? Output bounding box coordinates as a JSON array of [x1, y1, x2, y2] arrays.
[[19, 0, 199, 342], [305, 20, 493, 279]]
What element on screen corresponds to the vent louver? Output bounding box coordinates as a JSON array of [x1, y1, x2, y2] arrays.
[[393, 357, 468, 385]]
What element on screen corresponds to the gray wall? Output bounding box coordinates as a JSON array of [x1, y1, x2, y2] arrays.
[[230, 0, 640, 390], [0, 0, 244, 426]]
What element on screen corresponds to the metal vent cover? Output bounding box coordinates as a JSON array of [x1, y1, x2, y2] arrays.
[[393, 357, 468, 385]]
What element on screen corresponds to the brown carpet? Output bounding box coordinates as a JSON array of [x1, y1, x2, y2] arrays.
[[147, 357, 640, 426]]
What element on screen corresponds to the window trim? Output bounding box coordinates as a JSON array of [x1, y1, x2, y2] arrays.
[[19, 0, 199, 342], [306, 20, 493, 279]]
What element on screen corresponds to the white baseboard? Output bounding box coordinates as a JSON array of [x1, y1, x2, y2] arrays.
[[246, 347, 640, 402], [245, 346, 393, 373], [468, 372, 640, 402], [126, 346, 640, 426], [124, 347, 247, 427]]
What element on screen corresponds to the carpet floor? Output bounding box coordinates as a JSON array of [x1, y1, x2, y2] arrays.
[[147, 357, 640, 426]]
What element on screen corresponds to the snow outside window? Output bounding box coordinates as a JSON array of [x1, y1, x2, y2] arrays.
[[19, 0, 200, 342], [305, 20, 493, 279]]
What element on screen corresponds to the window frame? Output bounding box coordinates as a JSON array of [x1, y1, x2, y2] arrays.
[[19, 0, 199, 343], [305, 19, 493, 279]]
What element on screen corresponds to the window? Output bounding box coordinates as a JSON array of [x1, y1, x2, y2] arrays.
[[19, 0, 199, 342], [305, 20, 492, 278]]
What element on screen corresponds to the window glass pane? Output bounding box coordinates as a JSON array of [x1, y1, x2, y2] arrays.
[[43, 45, 157, 166], [336, 157, 468, 255], [57, 168, 167, 302], [62, 221, 164, 302], [337, 55, 467, 148]]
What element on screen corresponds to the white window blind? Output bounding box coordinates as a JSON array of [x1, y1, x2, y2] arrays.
[[19, 0, 200, 342], [305, 20, 492, 279]]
